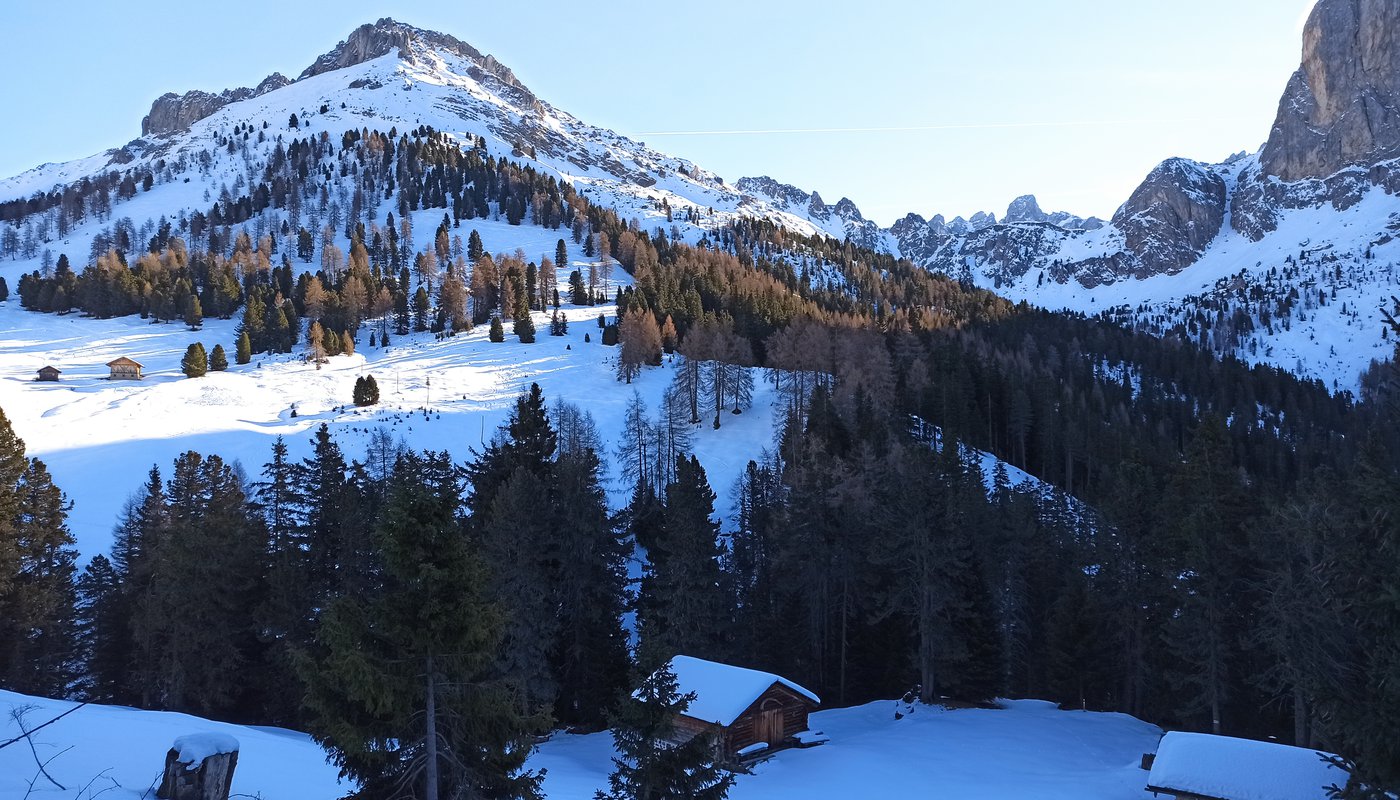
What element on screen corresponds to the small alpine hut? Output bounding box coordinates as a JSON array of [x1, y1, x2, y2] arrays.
[[1146, 731, 1347, 800], [662, 655, 822, 761], [35, 365, 61, 382], [106, 356, 144, 380]]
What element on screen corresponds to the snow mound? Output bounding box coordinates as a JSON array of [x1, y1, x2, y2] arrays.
[[172, 732, 240, 768], [1147, 731, 1346, 800]]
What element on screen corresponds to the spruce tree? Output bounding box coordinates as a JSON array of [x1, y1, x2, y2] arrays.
[[0, 456, 78, 696], [300, 451, 544, 800], [74, 553, 124, 700], [184, 294, 203, 330], [130, 452, 263, 716], [596, 663, 734, 800], [181, 342, 208, 378], [489, 315, 505, 343], [209, 343, 228, 371], [236, 331, 252, 365], [638, 456, 730, 668], [515, 312, 536, 343]]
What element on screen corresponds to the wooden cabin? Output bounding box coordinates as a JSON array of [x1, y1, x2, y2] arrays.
[[35, 365, 61, 382], [1146, 731, 1346, 800], [106, 357, 144, 380], [660, 656, 821, 761]]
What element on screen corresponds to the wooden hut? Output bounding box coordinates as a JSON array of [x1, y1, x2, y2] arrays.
[[659, 656, 821, 761], [106, 357, 144, 380], [35, 365, 61, 382], [1146, 731, 1346, 800]]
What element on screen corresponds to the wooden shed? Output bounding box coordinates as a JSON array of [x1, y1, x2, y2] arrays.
[[1146, 731, 1346, 800], [106, 357, 144, 380], [35, 365, 61, 382], [660, 656, 821, 761]]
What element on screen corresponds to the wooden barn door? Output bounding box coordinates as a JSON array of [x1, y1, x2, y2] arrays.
[[758, 699, 785, 745]]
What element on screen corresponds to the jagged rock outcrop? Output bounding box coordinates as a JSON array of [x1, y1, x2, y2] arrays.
[[1004, 195, 1049, 224], [141, 18, 536, 138], [141, 74, 290, 136], [300, 17, 528, 96], [735, 176, 812, 211], [1259, 0, 1400, 182], [1110, 158, 1227, 276]]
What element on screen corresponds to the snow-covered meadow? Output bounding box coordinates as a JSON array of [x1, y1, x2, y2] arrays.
[[1, 688, 1167, 800]]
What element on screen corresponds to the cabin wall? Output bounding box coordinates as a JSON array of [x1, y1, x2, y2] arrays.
[[724, 684, 815, 752]]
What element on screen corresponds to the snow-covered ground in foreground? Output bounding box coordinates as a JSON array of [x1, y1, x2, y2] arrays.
[[0, 221, 779, 559], [537, 699, 1165, 799], [0, 689, 345, 800], [1, 688, 1166, 800]]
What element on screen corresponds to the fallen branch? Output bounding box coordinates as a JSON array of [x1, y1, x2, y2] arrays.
[[0, 701, 88, 751]]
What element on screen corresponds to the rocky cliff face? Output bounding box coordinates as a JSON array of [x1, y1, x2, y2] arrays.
[[1259, 0, 1400, 182], [1110, 158, 1227, 276], [141, 74, 290, 136]]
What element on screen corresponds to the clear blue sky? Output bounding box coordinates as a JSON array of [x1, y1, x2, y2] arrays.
[[0, 0, 1314, 225]]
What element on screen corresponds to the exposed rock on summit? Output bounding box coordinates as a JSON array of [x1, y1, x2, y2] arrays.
[[1259, 0, 1400, 182], [141, 74, 290, 137]]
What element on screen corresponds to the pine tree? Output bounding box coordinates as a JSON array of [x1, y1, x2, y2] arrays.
[[596, 663, 734, 800], [209, 344, 229, 371], [515, 312, 536, 343], [638, 456, 730, 668], [184, 294, 203, 330], [130, 452, 264, 716], [553, 442, 630, 727], [74, 553, 124, 700], [181, 342, 208, 378], [236, 331, 252, 365], [489, 315, 505, 343], [300, 451, 544, 800], [0, 455, 78, 696], [353, 375, 380, 407]]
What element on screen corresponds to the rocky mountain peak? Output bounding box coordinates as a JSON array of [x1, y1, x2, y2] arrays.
[[141, 19, 532, 138], [1004, 194, 1048, 223], [298, 17, 526, 95], [1259, 0, 1400, 181]]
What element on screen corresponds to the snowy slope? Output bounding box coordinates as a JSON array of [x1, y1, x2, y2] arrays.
[[0, 689, 345, 800], [2, 688, 1167, 800], [0, 220, 778, 559], [0, 19, 875, 272]]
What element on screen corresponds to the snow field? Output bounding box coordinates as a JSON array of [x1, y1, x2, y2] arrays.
[[1, 689, 1167, 800]]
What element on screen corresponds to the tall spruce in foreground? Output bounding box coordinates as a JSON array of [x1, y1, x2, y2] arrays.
[[299, 450, 543, 800], [129, 451, 264, 717], [0, 409, 78, 696], [596, 663, 733, 800]]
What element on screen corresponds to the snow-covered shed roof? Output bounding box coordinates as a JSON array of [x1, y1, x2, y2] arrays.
[[666, 656, 820, 728], [1147, 731, 1346, 800]]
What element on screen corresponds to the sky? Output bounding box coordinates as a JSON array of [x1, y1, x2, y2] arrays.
[[0, 0, 1316, 225]]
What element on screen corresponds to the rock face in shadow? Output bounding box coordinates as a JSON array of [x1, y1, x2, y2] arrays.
[[1110, 158, 1227, 276], [1259, 0, 1400, 182]]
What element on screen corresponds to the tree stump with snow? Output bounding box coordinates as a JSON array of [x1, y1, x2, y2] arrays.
[[156, 733, 239, 800]]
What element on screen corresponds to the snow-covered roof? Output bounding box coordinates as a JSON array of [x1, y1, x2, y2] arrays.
[[1147, 731, 1346, 800], [666, 656, 820, 728]]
